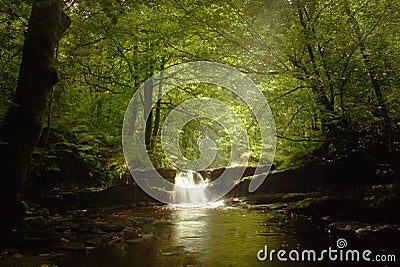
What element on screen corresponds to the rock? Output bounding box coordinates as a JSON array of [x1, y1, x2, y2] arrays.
[[12, 254, 25, 259], [329, 221, 369, 233], [123, 228, 141, 239], [161, 245, 185, 256], [82, 237, 102, 246], [129, 168, 176, 182], [56, 240, 87, 252], [288, 196, 353, 215], [126, 238, 144, 244], [209, 166, 272, 181], [282, 192, 320, 202], [137, 201, 148, 207], [355, 224, 400, 236], [224, 198, 246, 207], [253, 161, 378, 194], [156, 168, 176, 180], [248, 203, 288, 211], [99, 222, 125, 232], [329, 221, 400, 238], [142, 234, 156, 241]]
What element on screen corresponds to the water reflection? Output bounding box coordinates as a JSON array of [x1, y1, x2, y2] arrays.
[[167, 204, 311, 266], [171, 207, 210, 254], [60, 204, 353, 267]]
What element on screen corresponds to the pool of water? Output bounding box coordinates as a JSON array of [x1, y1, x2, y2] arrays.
[[59, 203, 393, 267]]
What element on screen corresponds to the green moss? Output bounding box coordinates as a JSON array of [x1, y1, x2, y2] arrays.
[[288, 195, 353, 215], [282, 192, 322, 202]]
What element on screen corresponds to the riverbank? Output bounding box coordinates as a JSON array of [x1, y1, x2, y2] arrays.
[[245, 183, 400, 240]]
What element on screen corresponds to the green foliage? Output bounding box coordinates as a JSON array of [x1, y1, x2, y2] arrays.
[[103, 154, 130, 187], [0, 1, 30, 123], [364, 183, 400, 208], [2, 0, 400, 188], [27, 123, 115, 192]]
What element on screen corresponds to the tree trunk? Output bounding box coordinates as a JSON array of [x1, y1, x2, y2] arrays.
[[144, 76, 154, 151], [0, 0, 70, 229], [295, 1, 334, 131], [151, 64, 164, 148], [344, 1, 391, 125]]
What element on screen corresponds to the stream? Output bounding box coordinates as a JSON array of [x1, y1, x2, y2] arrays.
[[58, 202, 391, 267]]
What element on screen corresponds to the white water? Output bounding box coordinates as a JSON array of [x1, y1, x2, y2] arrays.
[[173, 171, 209, 207]]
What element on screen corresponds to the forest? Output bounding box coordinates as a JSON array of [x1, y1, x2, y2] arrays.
[[0, 0, 399, 266]]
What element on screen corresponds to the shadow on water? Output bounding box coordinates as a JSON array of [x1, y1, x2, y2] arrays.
[[59, 203, 393, 267]]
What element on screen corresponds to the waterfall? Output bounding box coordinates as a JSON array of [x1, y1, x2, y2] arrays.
[[173, 171, 209, 207]]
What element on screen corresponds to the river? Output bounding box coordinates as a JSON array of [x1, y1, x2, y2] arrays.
[[59, 201, 394, 267]]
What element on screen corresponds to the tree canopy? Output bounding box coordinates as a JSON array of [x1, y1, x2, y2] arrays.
[[1, 0, 399, 190]]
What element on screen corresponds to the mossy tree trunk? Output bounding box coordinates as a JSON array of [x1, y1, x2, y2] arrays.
[[343, 0, 391, 126], [0, 0, 70, 229], [294, 0, 336, 147]]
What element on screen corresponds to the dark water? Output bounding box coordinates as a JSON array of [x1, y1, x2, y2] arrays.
[[60, 203, 396, 267]]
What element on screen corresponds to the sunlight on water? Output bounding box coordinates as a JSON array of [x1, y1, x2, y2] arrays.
[[61, 204, 339, 267], [171, 208, 209, 254]]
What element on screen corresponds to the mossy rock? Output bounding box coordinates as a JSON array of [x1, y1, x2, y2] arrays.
[[98, 221, 125, 232], [247, 193, 286, 204], [288, 195, 353, 215], [282, 192, 321, 202], [26, 207, 50, 217], [24, 216, 47, 229], [123, 228, 141, 239]]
